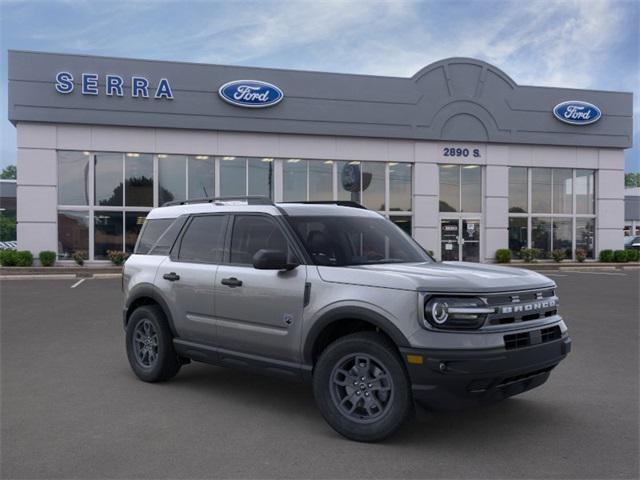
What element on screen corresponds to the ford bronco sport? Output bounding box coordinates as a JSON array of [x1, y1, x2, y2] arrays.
[[123, 197, 571, 442]]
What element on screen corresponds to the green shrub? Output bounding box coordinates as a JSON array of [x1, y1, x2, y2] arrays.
[[626, 249, 639, 262], [38, 250, 57, 267], [613, 250, 628, 263], [495, 249, 512, 263], [0, 249, 17, 266], [72, 250, 87, 266], [107, 250, 129, 266], [521, 248, 539, 263], [575, 248, 587, 263], [599, 249, 614, 262], [14, 250, 33, 267], [551, 249, 566, 263]]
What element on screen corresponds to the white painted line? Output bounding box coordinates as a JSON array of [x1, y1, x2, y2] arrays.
[[544, 273, 568, 277], [566, 270, 627, 276], [70, 279, 86, 288]]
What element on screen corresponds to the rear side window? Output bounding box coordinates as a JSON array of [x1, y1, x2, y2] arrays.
[[177, 215, 227, 263], [135, 218, 175, 254]]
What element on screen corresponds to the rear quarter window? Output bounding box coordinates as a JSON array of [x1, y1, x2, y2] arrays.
[[134, 218, 176, 254]]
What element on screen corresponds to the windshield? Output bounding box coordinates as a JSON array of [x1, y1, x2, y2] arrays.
[[624, 236, 638, 245], [287, 215, 431, 266]]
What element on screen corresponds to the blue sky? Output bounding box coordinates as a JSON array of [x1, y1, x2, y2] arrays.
[[1, 0, 638, 171]]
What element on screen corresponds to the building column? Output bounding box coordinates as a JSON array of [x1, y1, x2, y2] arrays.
[[16, 123, 58, 257], [596, 149, 625, 253], [412, 162, 439, 257], [483, 164, 509, 262]]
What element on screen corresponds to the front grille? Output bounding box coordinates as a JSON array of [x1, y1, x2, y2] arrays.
[[504, 326, 562, 350], [485, 288, 558, 326]]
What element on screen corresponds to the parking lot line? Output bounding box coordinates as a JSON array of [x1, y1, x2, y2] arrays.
[[70, 279, 86, 288]]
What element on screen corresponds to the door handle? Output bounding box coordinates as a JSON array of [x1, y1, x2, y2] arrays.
[[221, 277, 243, 288], [162, 272, 180, 282]]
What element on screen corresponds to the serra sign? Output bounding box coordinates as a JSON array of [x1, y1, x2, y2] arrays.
[[55, 72, 174, 99]]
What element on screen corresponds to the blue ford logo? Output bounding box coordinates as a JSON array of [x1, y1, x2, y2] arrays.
[[218, 80, 283, 108], [553, 100, 601, 125]]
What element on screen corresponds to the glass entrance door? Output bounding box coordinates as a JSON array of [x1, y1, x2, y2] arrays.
[[440, 218, 481, 262]]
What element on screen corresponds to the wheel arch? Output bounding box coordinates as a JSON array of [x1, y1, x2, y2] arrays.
[[303, 306, 411, 365], [125, 284, 177, 337]]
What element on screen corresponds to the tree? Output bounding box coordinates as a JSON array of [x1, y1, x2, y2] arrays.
[[625, 172, 640, 188], [1, 165, 16, 179]]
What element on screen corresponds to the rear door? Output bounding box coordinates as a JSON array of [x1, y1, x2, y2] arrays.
[[157, 214, 228, 345], [214, 214, 307, 363]]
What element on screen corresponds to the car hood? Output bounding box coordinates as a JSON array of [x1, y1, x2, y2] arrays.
[[316, 261, 554, 293]]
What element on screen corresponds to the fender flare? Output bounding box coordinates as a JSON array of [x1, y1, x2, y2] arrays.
[[302, 306, 411, 364], [125, 283, 178, 337]]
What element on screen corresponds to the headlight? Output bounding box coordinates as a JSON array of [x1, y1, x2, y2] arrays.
[[423, 297, 494, 330]]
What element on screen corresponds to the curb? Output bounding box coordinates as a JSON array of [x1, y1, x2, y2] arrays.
[[0, 273, 122, 280]]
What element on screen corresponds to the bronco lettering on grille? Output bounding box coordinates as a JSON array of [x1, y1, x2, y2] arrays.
[[500, 298, 556, 315]]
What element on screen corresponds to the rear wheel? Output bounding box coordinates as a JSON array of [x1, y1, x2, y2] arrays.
[[313, 332, 412, 442], [126, 305, 181, 382]]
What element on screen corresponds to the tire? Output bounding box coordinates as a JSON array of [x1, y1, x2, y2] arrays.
[[313, 332, 413, 442], [126, 305, 181, 382]]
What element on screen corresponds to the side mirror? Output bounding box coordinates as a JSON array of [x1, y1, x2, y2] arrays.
[[252, 249, 298, 270]]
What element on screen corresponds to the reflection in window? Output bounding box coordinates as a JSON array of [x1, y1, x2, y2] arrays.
[[552, 217, 572, 257], [94, 211, 123, 259], [389, 163, 412, 211], [390, 216, 412, 236], [125, 153, 153, 206], [158, 155, 186, 205], [531, 217, 551, 258], [362, 162, 385, 210], [309, 160, 333, 201], [57, 211, 89, 259], [95, 153, 123, 206], [552, 169, 573, 214], [461, 165, 481, 212], [248, 158, 273, 198], [337, 161, 362, 203], [220, 157, 246, 197], [576, 218, 595, 259], [575, 170, 595, 214], [531, 168, 552, 213], [125, 212, 148, 253], [188, 156, 215, 199], [58, 151, 90, 205], [508, 217, 527, 258], [283, 159, 307, 201], [439, 165, 460, 212], [508, 167, 528, 213]]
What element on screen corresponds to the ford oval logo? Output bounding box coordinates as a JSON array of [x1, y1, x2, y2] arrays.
[[218, 80, 283, 108], [553, 100, 601, 125]]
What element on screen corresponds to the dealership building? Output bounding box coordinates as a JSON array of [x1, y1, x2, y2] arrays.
[[7, 50, 633, 262]]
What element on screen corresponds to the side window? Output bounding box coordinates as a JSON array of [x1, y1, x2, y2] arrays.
[[177, 215, 227, 263], [135, 218, 174, 254], [230, 215, 289, 265]]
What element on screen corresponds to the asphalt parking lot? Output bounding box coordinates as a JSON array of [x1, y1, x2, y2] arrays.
[[1, 270, 638, 479]]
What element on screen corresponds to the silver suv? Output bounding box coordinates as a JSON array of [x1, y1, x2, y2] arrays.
[[123, 197, 571, 442]]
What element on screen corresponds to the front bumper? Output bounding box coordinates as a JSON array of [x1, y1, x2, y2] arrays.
[[400, 334, 571, 409]]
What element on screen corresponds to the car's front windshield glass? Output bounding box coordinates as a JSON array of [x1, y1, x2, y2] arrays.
[[287, 215, 431, 266]]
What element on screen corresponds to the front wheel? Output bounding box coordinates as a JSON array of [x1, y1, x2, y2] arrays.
[[313, 332, 412, 442]]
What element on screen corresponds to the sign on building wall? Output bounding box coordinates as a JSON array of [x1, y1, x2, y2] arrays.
[[553, 101, 601, 125], [55, 72, 174, 99], [218, 80, 283, 108]]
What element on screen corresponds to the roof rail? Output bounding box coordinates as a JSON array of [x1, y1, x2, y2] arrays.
[[281, 200, 368, 209], [162, 196, 275, 207]]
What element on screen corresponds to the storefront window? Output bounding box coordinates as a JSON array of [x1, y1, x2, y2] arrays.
[[389, 163, 412, 211], [531, 168, 552, 213], [439, 165, 459, 212], [508, 167, 527, 213], [219, 156, 246, 197], [158, 155, 186, 205], [58, 151, 90, 205], [308, 160, 333, 201], [94, 211, 123, 259], [552, 169, 573, 214], [575, 170, 595, 214], [95, 152, 123, 206], [461, 165, 481, 212], [248, 158, 273, 198], [125, 153, 153, 207], [125, 212, 148, 252], [188, 156, 215, 199], [576, 218, 595, 259], [390, 216, 412, 236], [362, 162, 385, 210], [508, 217, 527, 258], [57, 211, 89, 259], [283, 159, 307, 201], [552, 217, 572, 258], [531, 217, 551, 259]]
